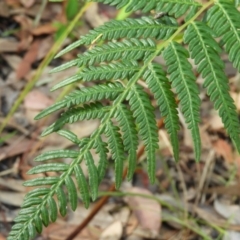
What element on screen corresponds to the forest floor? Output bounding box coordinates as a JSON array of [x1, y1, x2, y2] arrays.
[[1, 1, 240, 240]]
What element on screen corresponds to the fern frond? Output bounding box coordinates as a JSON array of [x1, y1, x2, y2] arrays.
[[79, 60, 139, 81], [207, 0, 240, 71], [34, 150, 79, 161], [77, 38, 156, 66], [127, 84, 159, 183], [94, 136, 109, 183], [41, 103, 108, 136], [84, 151, 99, 200], [163, 41, 201, 160], [54, 17, 178, 59], [184, 21, 240, 151], [105, 121, 125, 189], [115, 104, 138, 180], [74, 164, 90, 208], [91, 0, 201, 17], [35, 83, 124, 119], [143, 63, 180, 160]]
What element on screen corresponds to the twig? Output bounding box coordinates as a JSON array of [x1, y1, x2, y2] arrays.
[[194, 150, 215, 208], [34, 0, 48, 26], [65, 118, 165, 240]]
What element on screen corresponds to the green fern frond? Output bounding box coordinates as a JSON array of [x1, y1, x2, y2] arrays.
[[54, 17, 178, 58], [77, 38, 156, 66], [94, 136, 109, 183], [184, 21, 240, 151], [41, 102, 108, 136], [105, 121, 125, 189], [163, 41, 201, 160], [115, 104, 138, 180], [79, 60, 139, 81], [127, 84, 159, 183], [84, 151, 99, 200], [35, 83, 124, 119], [207, 0, 240, 71], [91, 0, 201, 17], [143, 63, 180, 160]]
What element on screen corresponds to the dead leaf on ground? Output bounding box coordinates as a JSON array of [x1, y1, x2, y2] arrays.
[[208, 113, 224, 130], [0, 233, 6, 240], [214, 200, 240, 224], [24, 89, 53, 110], [43, 223, 100, 240], [124, 187, 161, 238], [0, 39, 19, 52], [0, 191, 25, 207], [31, 23, 57, 36], [20, 0, 35, 8], [213, 139, 233, 162], [16, 40, 40, 79], [231, 92, 240, 112], [0, 1, 9, 17], [0, 139, 37, 162], [100, 221, 123, 240], [0, 178, 26, 192]]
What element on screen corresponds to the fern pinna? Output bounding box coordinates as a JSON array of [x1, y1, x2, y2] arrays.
[[9, 1, 240, 239]]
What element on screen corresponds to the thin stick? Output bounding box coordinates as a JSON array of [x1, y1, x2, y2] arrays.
[[65, 118, 165, 240]]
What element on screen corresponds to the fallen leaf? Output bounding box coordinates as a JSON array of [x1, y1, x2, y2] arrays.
[[214, 200, 240, 224], [100, 221, 123, 240], [16, 40, 40, 79], [231, 92, 240, 112], [31, 23, 57, 36], [0, 39, 19, 53], [2, 54, 22, 70], [20, 0, 35, 8], [213, 139, 233, 162], [0, 233, 6, 240], [0, 191, 25, 207], [223, 231, 240, 240], [24, 89, 53, 110], [0, 1, 9, 17], [0, 178, 26, 192], [0, 139, 37, 162], [124, 187, 161, 238], [209, 112, 224, 130]]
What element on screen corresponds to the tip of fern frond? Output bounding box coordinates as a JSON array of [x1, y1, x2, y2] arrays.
[[54, 52, 63, 59]]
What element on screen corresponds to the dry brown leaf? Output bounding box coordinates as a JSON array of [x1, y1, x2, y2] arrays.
[[14, 15, 33, 50], [20, 0, 35, 8], [124, 187, 161, 238], [0, 191, 25, 207], [0, 39, 19, 53], [213, 139, 233, 162], [2, 54, 22, 70], [24, 89, 53, 110], [0, 178, 26, 192], [231, 92, 240, 112], [16, 40, 40, 79], [0, 233, 6, 240], [100, 221, 123, 240], [209, 112, 224, 130], [31, 23, 57, 36], [0, 139, 37, 162], [37, 36, 54, 60], [43, 223, 97, 240]]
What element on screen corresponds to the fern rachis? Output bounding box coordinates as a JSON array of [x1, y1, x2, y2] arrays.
[[8, 1, 240, 239]]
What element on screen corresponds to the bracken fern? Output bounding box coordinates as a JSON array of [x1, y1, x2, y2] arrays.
[[8, 1, 240, 239]]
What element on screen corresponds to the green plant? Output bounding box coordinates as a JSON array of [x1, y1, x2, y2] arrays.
[[8, 0, 240, 239]]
